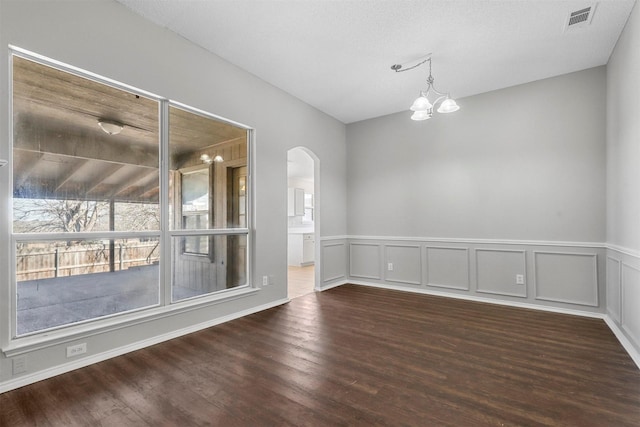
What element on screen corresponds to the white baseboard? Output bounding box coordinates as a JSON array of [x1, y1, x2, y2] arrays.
[[348, 280, 604, 318], [603, 315, 640, 370], [0, 298, 290, 394], [317, 280, 347, 292]]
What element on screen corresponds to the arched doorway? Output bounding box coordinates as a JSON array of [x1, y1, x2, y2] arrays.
[[286, 147, 320, 298]]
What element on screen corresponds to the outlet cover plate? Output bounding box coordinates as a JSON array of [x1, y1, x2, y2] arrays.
[[12, 356, 27, 375], [66, 343, 87, 358]]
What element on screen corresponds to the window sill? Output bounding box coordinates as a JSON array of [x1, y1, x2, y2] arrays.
[[3, 286, 259, 357]]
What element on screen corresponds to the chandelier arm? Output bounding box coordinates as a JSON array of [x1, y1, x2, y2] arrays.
[[402, 55, 459, 120], [432, 95, 448, 106], [429, 84, 448, 97], [392, 59, 428, 73]]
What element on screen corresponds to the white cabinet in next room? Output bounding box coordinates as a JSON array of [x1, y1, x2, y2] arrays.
[[288, 232, 315, 266]]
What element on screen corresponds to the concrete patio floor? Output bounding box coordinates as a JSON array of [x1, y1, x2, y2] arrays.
[[16, 265, 204, 335]]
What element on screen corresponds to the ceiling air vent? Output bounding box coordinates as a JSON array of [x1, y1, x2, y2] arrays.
[[565, 5, 596, 31]]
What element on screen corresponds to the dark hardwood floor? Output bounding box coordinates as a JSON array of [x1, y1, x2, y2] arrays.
[[2, 284, 640, 426]]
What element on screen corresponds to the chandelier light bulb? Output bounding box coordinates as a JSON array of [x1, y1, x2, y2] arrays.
[[411, 110, 431, 121], [393, 56, 460, 121], [437, 98, 460, 114], [410, 96, 432, 112]]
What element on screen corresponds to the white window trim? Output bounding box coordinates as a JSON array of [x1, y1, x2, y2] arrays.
[[4, 46, 256, 352]]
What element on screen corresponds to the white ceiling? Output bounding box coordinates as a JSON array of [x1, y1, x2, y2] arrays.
[[116, 0, 636, 124]]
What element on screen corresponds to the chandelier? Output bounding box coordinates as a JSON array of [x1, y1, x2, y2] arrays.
[[392, 55, 460, 121]]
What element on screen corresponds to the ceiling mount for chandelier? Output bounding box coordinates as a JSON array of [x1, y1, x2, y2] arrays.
[[392, 54, 460, 121]]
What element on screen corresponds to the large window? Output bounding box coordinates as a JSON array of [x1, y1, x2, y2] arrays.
[[10, 50, 252, 338], [168, 104, 249, 302]]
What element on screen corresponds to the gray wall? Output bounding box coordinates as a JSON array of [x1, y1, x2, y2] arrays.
[[347, 67, 606, 242], [606, 1, 640, 359], [0, 0, 347, 389], [345, 67, 607, 313]]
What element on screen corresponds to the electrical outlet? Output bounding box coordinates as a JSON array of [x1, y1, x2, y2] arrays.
[[516, 274, 525, 285], [12, 356, 27, 375], [262, 275, 269, 286], [66, 343, 87, 358], [387, 262, 394, 271]]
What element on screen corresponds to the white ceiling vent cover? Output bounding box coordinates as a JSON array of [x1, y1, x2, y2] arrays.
[[565, 5, 596, 31]]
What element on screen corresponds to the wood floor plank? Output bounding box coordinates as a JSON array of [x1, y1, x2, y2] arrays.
[[2, 284, 640, 426]]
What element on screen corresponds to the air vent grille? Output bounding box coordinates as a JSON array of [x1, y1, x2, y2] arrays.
[[569, 7, 591, 25], [565, 5, 595, 30]]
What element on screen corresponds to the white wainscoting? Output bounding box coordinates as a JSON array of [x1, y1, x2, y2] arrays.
[[475, 248, 527, 298], [425, 247, 470, 291], [533, 251, 599, 307], [349, 242, 382, 280], [606, 256, 622, 322], [320, 240, 347, 286], [603, 245, 640, 370], [621, 263, 640, 350], [384, 244, 422, 286], [345, 236, 605, 314]]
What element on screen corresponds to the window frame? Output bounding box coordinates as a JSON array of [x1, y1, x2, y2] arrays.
[[5, 46, 255, 351]]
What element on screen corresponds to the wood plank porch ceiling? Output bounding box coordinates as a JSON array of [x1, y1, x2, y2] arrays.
[[12, 56, 246, 203]]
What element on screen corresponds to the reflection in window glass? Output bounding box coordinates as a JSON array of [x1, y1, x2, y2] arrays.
[[16, 239, 160, 335]]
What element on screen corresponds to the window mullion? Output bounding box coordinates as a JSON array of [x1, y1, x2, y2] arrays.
[[160, 99, 171, 307]]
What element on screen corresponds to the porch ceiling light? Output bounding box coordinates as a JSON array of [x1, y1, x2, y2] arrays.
[[98, 119, 124, 135]]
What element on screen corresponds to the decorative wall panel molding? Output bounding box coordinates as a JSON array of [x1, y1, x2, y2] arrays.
[[621, 263, 640, 349], [384, 244, 422, 285], [349, 242, 382, 280], [425, 246, 470, 290], [341, 236, 604, 313], [321, 241, 347, 283], [606, 243, 640, 259], [606, 256, 622, 322], [475, 249, 527, 298], [533, 252, 598, 307]]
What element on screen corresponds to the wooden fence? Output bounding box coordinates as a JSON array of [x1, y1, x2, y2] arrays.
[[16, 241, 160, 282]]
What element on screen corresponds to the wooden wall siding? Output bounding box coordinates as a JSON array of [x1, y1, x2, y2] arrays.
[[2, 285, 639, 426], [534, 252, 598, 306], [425, 246, 470, 290], [321, 241, 347, 285], [173, 252, 219, 293], [384, 244, 422, 285], [172, 138, 247, 292], [346, 238, 605, 313]]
